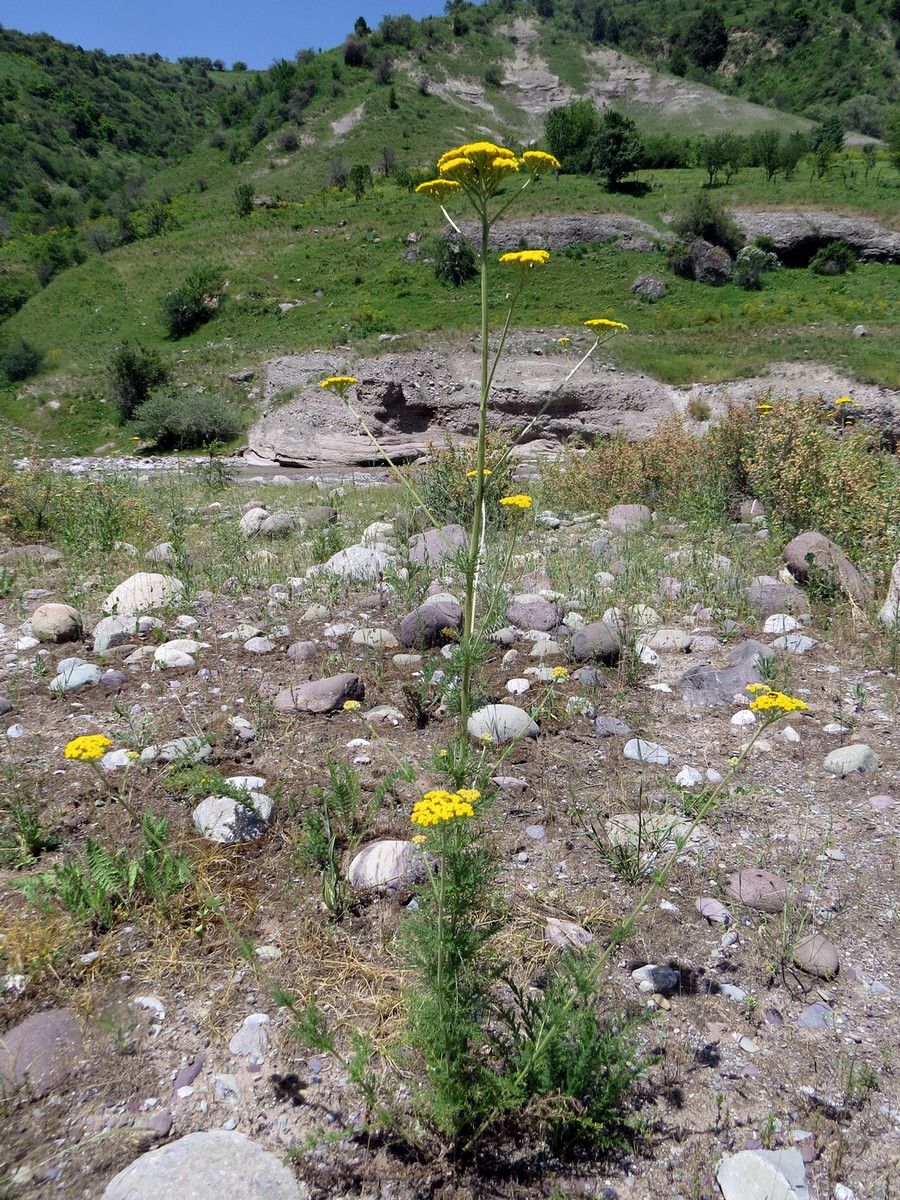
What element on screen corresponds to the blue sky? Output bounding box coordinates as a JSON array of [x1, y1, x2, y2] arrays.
[[2, 1, 447, 68]]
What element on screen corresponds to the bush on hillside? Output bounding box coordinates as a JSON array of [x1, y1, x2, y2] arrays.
[[132, 389, 242, 450], [733, 244, 781, 290], [434, 236, 477, 286], [809, 240, 857, 275], [159, 267, 222, 339], [0, 272, 37, 320], [107, 343, 171, 422], [1, 339, 45, 383], [672, 192, 744, 256]]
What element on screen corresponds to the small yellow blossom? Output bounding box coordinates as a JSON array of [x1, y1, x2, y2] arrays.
[[835, 396, 854, 405], [319, 376, 357, 398], [64, 735, 112, 761], [456, 788, 481, 803], [466, 469, 492, 477], [343, 700, 361, 711], [551, 666, 569, 681], [499, 249, 550, 268], [756, 403, 774, 413], [479, 733, 494, 746], [520, 150, 561, 174], [557, 337, 571, 345], [584, 318, 628, 330], [499, 494, 532, 509], [415, 179, 464, 201], [411, 789, 476, 827], [746, 685, 809, 715], [411, 834, 427, 845]]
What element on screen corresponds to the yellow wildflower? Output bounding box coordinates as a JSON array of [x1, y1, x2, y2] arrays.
[[551, 666, 569, 681], [456, 788, 481, 803], [411, 789, 476, 827], [499, 249, 550, 269], [557, 337, 571, 345], [584, 318, 628, 330], [466, 468, 492, 477], [435, 141, 520, 195], [520, 150, 561, 174], [411, 834, 427, 845], [64, 735, 112, 761], [756, 403, 774, 413], [319, 376, 357, 398], [500, 494, 532, 509], [835, 396, 853, 405], [343, 700, 361, 711], [746, 686, 809, 715], [415, 179, 464, 201], [479, 733, 494, 746]]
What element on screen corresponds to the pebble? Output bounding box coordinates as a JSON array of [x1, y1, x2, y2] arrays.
[[797, 1002, 834, 1030], [506, 678, 530, 695], [623, 738, 670, 765], [467, 704, 539, 744], [525, 824, 545, 840]]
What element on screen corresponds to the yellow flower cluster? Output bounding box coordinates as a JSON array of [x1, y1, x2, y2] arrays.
[[757, 403, 774, 413], [319, 376, 358, 398], [64, 735, 112, 761], [500, 494, 532, 509], [343, 700, 361, 711], [835, 396, 853, 405], [584, 318, 628, 330], [415, 143, 559, 205], [499, 249, 550, 269], [551, 666, 569, 681], [520, 150, 561, 174], [746, 685, 809, 715], [414, 179, 463, 201], [411, 789, 477, 827]]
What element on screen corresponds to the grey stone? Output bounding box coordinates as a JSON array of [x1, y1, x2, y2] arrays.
[[646, 627, 692, 652], [30, 603, 83, 643], [258, 510, 296, 538], [192, 791, 274, 844], [244, 636, 277, 654], [544, 918, 594, 949], [364, 704, 405, 724], [592, 716, 631, 738], [92, 614, 144, 654], [690, 237, 733, 286], [145, 542, 180, 565], [407, 524, 466, 566], [695, 897, 733, 925], [156, 737, 212, 764], [228, 1014, 270, 1057], [301, 506, 338, 528], [99, 1131, 304, 1200], [467, 704, 539, 744], [506, 594, 562, 632], [102, 572, 185, 616], [0, 1009, 83, 1098], [797, 1002, 834, 1030], [286, 640, 318, 663], [823, 744, 880, 775], [878, 556, 900, 627], [405, 597, 468, 648], [716, 1147, 810, 1200], [745, 574, 808, 617], [239, 507, 269, 537], [630, 273, 667, 299], [273, 673, 364, 714], [571, 621, 622, 665], [49, 660, 101, 694], [783, 531, 873, 607], [678, 640, 771, 708], [347, 840, 427, 893], [623, 738, 669, 765], [351, 627, 399, 648], [0, 543, 62, 566], [607, 503, 651, 534], [0, 697, 12, 716], [793, 933, 839, 979], [322, 545, 393, 581], [771, 633, 816, 654], [725, 868, 788, 912], [631, 964, 680, 995]]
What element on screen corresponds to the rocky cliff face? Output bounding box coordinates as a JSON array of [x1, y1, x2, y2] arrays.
[[246, 347, 900, 469]]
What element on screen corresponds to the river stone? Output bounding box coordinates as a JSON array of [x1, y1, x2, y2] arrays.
[[782, 531, 873, 606], [347, 839, 427, 893], [623, 738, 669, 765], [797, 1001, 834, 1030], [301, 505, 338, 528], [102, 572, 184, 616], [0, 1009, 83, 1098], [407, 524, 466, 566], [771, 633, 816, 655], [607, 503, 651, 533], [244, 636, 277, 654], [544, 918, 594, 949], [351, 627, 399, 648], [229, 1013, 270, 1057], [725, 868, 788, 912], [322, 544, 393, 581], [0, 543, 62, 566], [506, 594, 562, 632], [99, 1130, 304, 1200], [258, 510, 296, 538], [716, 1147, 810, 1200], [695, 897, 733, 925], [823, 744, 880, 775], [286, 640, 318, 663], [50, 660, 101, 694], [239, 507, 269, 536], [592, 715, 631, 738], [646, 627, 692, 652], [92, 614, 144, 654], [31, 603, 83, 643], [467, 704, 539, 744], [152, 645, 195, 669], [274, 673, 364, 714], [193, 791, 274, 843], [155, 736, 212, 764], [400, 599, 463, 649], [763, 613, 801, 636], [745, 575, 808, 617], [792, 932, 840, 979], [571, 621, 622, 665]]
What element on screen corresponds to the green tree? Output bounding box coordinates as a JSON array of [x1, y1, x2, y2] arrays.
[[234, 182, 254, 217], [107, 343, 170, 422], [680, 2, 729, 70], [350, 163, 372, 202], [883, 107, 900, 168], [545, 99, 600, 174], [591, 110, 644, 189], [748, 129, 781, 182]]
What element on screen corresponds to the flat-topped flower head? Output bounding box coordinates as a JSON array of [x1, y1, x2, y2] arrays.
[[835, 396, 854, 405], [411, 789, 476, 827], [319, 376, 357, 399], [343, 700, 361, 711], [520, 150, 560, 175], [746, 685, 809, 715], [584, 318, 628, 331], [499, 249, 550, 269], [64, 735, 112, 761], [756, 403, 774, 413], [499, 494, 532, 509], [436, 141, 520, 196], [415, 179, 464, 202]]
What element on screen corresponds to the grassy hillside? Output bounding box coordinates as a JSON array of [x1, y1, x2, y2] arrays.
[[0, 4, 898, 454]]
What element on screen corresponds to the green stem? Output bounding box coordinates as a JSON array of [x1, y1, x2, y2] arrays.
[[436, 823, 449, 1069]]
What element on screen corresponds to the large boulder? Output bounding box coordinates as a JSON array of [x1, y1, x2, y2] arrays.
[[571, 621, 623, 665], [273, 673, 364, 714], [690, 238, 733, 286], [745, 574, 808, 617], [782, 531, 873, 606], [102, 572, 184, 616], [0, 1009, 83, 1098], [408, 524, 466, 567], [400, 598, 463, 649], [31, 602, 83, 643], [732, 207, 900, 265], [879, 555, 900, 627]]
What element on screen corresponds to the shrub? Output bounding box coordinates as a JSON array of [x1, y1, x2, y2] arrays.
[[0, 272, 36, 320], [665, 239, 694, 279], [673, 192, 744, 256], [132, 389, 243, 450], [413, 431, 517, 528], [809, 240, 857, 276], [159, 267, 222, 338], [434, 236, 478, 286], [733, 244, 781, 290], [0, 339, 44, 383], [234, 182, 254, 217], [107, 343, 171, 422]]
